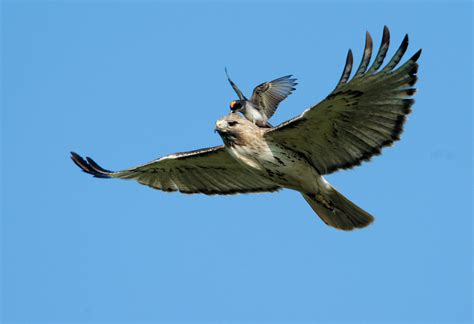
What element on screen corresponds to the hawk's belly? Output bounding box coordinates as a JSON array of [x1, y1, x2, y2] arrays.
[[228, 141, 319, 192]]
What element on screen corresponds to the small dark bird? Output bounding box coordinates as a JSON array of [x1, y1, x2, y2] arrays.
[[226, 68, 297, 127]]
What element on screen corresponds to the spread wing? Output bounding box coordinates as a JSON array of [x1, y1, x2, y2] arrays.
[[71, 146, 280, 195], [264, 26, 421, 175], [250, 75, 297, 119]]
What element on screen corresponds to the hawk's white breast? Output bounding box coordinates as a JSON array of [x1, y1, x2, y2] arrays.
[[227, 140, 320, 193]]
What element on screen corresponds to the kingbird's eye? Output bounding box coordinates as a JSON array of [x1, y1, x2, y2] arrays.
[[228, 121, 238, 127]]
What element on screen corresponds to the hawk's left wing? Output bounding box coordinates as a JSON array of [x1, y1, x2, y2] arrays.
[[264, 27, 421, 175], [250, 75, 297, 119], [71, 146, 280, 195]]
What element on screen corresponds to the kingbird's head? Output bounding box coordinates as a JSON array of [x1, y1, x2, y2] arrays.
[[229, 100, 244, 112]]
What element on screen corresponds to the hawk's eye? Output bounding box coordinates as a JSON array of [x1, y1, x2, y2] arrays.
[[228, 121, 238, 127]]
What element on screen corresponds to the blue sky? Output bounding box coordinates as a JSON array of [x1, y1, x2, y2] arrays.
[[1, 1, 472, 323]]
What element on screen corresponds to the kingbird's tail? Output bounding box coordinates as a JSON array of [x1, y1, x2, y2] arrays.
[[302, 185, 374, 231]]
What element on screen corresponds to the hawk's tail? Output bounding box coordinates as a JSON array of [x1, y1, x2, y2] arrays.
[[302, 186, 374, 231]]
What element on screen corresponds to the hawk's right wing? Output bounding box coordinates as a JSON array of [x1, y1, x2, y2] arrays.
[[265, 27, 421, 175], [71, 146, 280, 195]]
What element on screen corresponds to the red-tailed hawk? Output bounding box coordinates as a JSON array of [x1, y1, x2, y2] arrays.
[[71, 26, 421, 230]]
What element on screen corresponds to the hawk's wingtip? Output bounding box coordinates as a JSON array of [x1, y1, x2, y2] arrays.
[[411, 48, 422, 62], [70, 151, 112, 178]]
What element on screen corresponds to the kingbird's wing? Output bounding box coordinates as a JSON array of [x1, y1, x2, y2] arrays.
[[250, 75, 297, 119], [225, 68, 246, 100]]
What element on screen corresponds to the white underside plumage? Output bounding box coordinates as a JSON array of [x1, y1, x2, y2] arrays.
[[227, 139, 324, 193]]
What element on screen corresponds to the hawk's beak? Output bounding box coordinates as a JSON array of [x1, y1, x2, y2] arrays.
[[215, 120, 225, 133]]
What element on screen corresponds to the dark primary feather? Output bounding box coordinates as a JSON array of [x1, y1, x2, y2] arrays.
[[367, 25, 390, 74], [354, 31, 373, 78], [71, 152, 111, 178], [336, 50, 353, 88], [382, 34, 409, 72], [265, 26, 421, 175], [70, 147, 281, 195]]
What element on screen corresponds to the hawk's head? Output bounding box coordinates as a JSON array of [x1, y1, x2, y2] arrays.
[[215, 113, 259, 146]]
